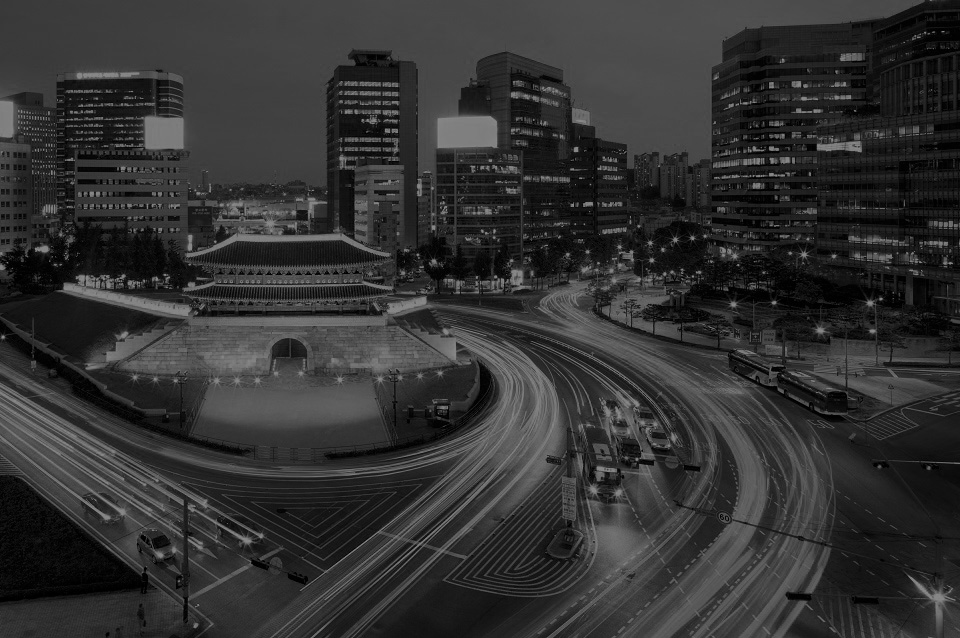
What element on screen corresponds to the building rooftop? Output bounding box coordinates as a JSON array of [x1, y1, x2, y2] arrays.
[[185, 233, 390, 271]]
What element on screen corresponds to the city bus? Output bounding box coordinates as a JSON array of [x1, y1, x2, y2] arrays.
[[580, 424, 623, 502], [775, 370, 848, 416], [728, 349, 785, 387]]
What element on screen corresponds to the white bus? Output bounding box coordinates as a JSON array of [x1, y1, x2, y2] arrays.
[[728, 349, 785, 387]]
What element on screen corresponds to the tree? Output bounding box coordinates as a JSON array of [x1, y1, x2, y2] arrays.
[[587, 279, 616, 315], [620, 299, 638, 328], [793, 279, 823, 308], [449, 244, 471, 292], [529, 247, 551, 290], [674, 307, 697, 342], [938, 328, 960, 364], [704, 314, 733, 350], [473, 250, 492, 294], [424, 258, 450, 295], [215, 225, 228, 243], [875, 308, 908, 364], [641, 304, 669, 335], [166, 241, 189, 290], [774, 312, 814, 359], [493, 247, 512, 289], [396, 248, 417, 274]]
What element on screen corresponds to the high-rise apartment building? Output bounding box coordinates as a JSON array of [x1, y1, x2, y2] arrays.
[[459, 52, 572, 253], [73, 149, 189, 248], [57, 70, 184, 225], [326, 50, 417, 246], [817, 0, 960, 314], [569, 122, 629, 236], [710, 24, 873, 256], [634, 152, 660, 190], [659, 152, 689, 201], [0, 140, 32, 255], [435, 117, 522, 261], [692, 159, 712, 210]]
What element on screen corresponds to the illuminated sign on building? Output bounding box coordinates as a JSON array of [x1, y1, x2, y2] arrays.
[[144, 116, 185, 150], [816, 141, 862, 153], [76, 72, 142, 80], [572, 108, 591, 125], [437, 116, 497, 149], [0, 101, 14, 138]]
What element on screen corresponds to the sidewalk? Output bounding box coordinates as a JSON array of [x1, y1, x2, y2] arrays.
[[0, 587, 203, 638]]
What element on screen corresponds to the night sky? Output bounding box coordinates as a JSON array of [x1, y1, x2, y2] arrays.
[[2, 0, 917, 186]]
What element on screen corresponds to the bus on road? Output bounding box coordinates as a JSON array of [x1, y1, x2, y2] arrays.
[[728, 349, 785, 387], [580, 424, 623, 502], [776, 370, 848, 415]]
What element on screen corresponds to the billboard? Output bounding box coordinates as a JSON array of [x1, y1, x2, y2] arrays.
[[816, 140, 862, 153], [144, 116, 184, 150], [0, 101, 13, 138], [437, 116, 496, 149], [572, 108, 590, 125]]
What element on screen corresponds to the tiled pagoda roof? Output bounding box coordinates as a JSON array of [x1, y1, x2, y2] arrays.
[[185, 234, 390, 272], [184, 282, 393, 305]]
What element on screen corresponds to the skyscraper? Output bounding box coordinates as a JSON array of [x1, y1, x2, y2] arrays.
[[659, 152, 689, 202], [326, 50, 417, 246], [56, 70, 184, 225], [634, 152, 660, 191], [459, 52, 572, 254], [710, 23, 873, 256], [0, 138, 32, 255]]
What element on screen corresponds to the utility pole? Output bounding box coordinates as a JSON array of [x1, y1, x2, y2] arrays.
[[30, 317, 36, 373], [181, 495, 190, 625]]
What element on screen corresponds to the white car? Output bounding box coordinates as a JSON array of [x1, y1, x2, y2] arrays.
[[646, 425, 673, 454]]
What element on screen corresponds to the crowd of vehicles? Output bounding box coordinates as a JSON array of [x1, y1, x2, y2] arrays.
[[727, 349, 848, 415]]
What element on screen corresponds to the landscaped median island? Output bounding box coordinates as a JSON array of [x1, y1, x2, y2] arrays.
[[0, 476, 139, 601]]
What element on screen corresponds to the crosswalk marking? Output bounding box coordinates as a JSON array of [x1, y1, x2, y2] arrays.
[[858, 411, 918, 440], [0, 453, 23, 476]]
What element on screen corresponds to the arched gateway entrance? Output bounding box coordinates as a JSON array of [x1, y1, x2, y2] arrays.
[[270, 338, 310, 375]]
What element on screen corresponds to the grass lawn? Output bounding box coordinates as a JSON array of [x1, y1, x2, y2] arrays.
[[0, 292, 170, 362], [0, 477, 138, 600]]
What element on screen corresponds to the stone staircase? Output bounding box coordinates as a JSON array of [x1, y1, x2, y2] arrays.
[[393, 311, 457, 362], [100, 320, 182, 364]]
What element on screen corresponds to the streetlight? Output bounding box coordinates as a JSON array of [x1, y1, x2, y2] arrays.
[[381, 369, 402, 441], [866, 297, 883, 366], [174, 370, 188, 431]]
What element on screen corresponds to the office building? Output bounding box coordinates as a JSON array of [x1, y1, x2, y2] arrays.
[[817, 0, 960, 314], [710, 23, 873, 255], [569, 122, 629, 236], [57, 70, 184, 226], [1, 93, 56, 228], [692, 159, 712, 210], [417, 171, 434, 248], [353, 161, 403, 261], [73, 148, 189, 249], [188, 199, 217, 251], [435, 116, 522, 261], [326, 50, 417, 246], [0, 139, 32, 255], [459, 52, 572, 253], [199, 170, 210, 195]]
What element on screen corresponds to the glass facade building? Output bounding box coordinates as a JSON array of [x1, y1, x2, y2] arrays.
[[710, 24, 873, 256], [435, 148, 522, 261], [0, 140, 32, 255], [816, 1, 960, 315], [326, 50, 418, 247], [460, 53, 572, 254], [56, 70, 184, 226]]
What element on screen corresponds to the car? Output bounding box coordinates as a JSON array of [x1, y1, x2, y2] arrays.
[[216, 513, 265, 548], [646, 425, 673, 454], [609, 418, 630, 439], [617, 435, 645, 465], [417, 287, 431, 294], [81, 492, 125, 525], [137, 528, 176, 564], [633, 405, 658, 429]]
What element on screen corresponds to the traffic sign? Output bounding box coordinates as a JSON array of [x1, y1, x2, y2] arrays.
[[749, 331, 761, 344], [561, 476, 577, 522], [717, 511, 732, 525], [545, 455, 563, 465]]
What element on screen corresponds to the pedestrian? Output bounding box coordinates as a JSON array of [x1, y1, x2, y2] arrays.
[[137, 603, 146, 637], [140, 566, 148, 594]]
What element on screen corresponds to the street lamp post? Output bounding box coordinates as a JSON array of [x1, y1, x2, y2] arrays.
[[866, 297, 882, 367], [386, 368, 401, 440], [174, 370, 188, 431]]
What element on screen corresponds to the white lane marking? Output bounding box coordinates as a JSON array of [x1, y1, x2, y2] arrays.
[[377, 530, 468, 559]]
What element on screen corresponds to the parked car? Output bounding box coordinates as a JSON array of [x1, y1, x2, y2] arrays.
[[137, 528, 176, 563], [216, 513, 265, 548], [81, 492, 125, 525]]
